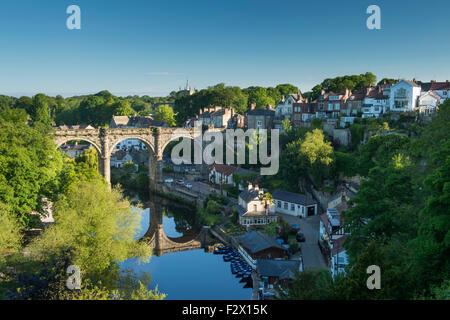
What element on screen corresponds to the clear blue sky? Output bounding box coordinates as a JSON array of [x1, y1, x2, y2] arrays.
[[1, 0, 449, 97]]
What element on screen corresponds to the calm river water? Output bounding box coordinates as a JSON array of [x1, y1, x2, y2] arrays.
[[119, 204, 252, 300]]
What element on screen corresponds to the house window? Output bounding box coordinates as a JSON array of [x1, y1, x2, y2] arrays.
[[277, 201, 281, 208], [328, 103, 333, 111], [257, 120, 263, 129], [290, 203, 295, 211], [284, 202, 288, 210], [253, 204, 257, 212]]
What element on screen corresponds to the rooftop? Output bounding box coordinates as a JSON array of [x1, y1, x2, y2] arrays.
[[256, 259, 300, 280], [272, 190, 317, 206], [238, 231, 287, 254]]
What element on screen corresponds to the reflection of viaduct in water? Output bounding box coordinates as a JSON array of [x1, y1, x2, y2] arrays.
[[142, 202, 211, 256]]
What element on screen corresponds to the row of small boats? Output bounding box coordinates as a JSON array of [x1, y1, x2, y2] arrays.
[[214, 246, 252, 285]]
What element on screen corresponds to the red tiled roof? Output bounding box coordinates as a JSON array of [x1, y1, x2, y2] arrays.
[[210, 163, 237, 176], [331, 235, 348, 255]]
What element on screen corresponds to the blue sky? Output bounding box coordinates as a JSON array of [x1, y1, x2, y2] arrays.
[[1, 0, 449, 97]]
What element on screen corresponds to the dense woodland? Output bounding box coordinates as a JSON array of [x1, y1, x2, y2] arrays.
[[0, 72, 448, 300]]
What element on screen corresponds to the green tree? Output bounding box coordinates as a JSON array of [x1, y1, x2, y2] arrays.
[[278, 269, 332, 300], [281, 118, 292, 132], [247, 87, 275, 109], [114, 100, 135, 116], [260, 192, 274, 215], [410, 141, 450, 293], [29, 180, 151, 278], [0, 203, 22, 259], [154, 104, 176, 127], [0, 109, 62, 223]]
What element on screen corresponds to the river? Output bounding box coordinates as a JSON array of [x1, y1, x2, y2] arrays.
[[119, 201, 252, 300]]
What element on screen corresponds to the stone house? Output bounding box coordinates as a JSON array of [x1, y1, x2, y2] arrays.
[[245, 103, 275, 130]]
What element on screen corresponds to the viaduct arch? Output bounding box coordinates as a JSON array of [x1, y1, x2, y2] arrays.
[[53, 126, 201, 190]]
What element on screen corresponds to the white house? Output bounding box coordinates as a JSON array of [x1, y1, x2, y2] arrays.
[[418, 80, 450, 101], [319, 206, 349, 277], [275, 93, 304, 119], [114, 138, 148, 151], [237, 184, 278, 227], [362, 86, 390, 118], [60, 143, 91, 159], [330, 235, 349, 277], [110, 150, 134, 169], [417, 91, 442, 114], [272, 190, 318, 217], [209, 164, 236, 185], [209, 164, 254, 189], [389, 80, 422, 112]]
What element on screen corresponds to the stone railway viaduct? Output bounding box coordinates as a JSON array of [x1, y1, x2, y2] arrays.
[[53, 126, 199, 190], [53, 126, 215, 255]]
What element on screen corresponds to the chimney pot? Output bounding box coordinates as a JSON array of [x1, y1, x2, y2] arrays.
[[250, 102, 256, 110]]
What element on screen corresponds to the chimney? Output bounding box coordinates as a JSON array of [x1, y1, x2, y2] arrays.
[[199, 108, 203, 115], [345, 88, 350, 98], [209, 107, 214, 113], [446, 80, 449, 83], [250, 102, 256, 110], [266, 104, 272, 110], [215, 106, 221, 111], [431, 80, 436, 83], [413, 78, 417, 83], [225, 108, 230, 114], [254, 184, 259, 191], [203, 107, 208, 113], [281, 95, 285, 102], [248, 183, 253, 190], [321, 89, 325, 95], [366, 87, 371, 96]]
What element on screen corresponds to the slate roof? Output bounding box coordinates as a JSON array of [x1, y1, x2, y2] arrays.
[[239, 188, 261, 203], [246, 109, 275, 116], [256, 259, 300, 280], [418, 81, 450, 91], [272, 190, 317, 206], [238, 231, 287, 254]]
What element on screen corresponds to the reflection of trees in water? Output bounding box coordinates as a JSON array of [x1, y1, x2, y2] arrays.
[[155, 196, 199, 234]]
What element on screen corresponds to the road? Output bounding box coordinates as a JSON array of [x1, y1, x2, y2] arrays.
[[279, 213, 328, 271]]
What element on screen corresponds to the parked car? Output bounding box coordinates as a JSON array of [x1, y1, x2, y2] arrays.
[[296, 232, 306, 242], [164, 178, 174, 183], [291, 224, 300, 232], [176, 179, 184, 185], [185, 183, 193, 189]]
